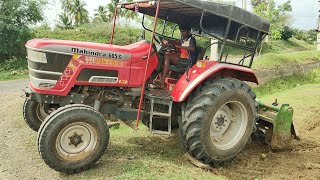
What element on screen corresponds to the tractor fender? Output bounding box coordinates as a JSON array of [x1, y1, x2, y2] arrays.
[[171, 61, 259, 102]]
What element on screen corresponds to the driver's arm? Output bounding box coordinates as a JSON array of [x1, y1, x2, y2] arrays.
[[175, 45, 195, 52]]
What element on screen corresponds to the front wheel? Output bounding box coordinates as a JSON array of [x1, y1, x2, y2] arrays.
[[180, 78, 257, 166], [37, 104, 109, 174], [23, 99, 48, 131]]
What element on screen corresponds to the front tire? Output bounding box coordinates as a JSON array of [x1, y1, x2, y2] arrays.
[[180, 78, 257, 166], [37, 104, 109, 174], [23, 99, 48, 131]]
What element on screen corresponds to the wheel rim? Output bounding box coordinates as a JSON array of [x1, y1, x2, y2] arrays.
[[35, 103, 48, 122], [56, 122, 98, 161], [210, 101, 248, 150]]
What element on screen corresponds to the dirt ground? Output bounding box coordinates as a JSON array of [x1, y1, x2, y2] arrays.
[[0, 81, 319, 179]]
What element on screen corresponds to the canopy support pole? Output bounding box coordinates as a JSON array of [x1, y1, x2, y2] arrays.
[[109, 6, 119, 44], [135, 0, 161, 129]]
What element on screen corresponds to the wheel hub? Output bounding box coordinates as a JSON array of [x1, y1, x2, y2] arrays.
[[210, 101, 249, 150], [57, 123, 97, 157], [216, 116, 225, 126], [69, 133, 83, 147], [36, 103, 49, 122], [211, 109, 232, 138]]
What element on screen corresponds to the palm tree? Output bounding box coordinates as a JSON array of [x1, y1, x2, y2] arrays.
[[57, 12, 73, 29], [94, 5, 109, 22], [60, 0, 73, 12], [106, 0, 137, 21], [61, 0, 89, 26], [106, 0, 120, 19], [122, 0, 137, 21]]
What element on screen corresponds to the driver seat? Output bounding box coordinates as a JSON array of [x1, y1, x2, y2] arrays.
[[169, 46, 205, 73]]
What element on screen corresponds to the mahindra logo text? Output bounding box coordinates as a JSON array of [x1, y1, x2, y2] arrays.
[[71, 48, 105, 57]]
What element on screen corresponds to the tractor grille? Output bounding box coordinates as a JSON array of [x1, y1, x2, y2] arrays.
[[27, 48, 72, 89]]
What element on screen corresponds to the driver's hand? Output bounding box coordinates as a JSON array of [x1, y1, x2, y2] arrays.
[[162, 39, 169, 45]]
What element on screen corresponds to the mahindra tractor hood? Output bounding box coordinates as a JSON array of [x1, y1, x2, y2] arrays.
[[25, 38, 152, 92]]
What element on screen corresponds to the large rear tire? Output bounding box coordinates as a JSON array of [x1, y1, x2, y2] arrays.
[[37, 104, 109, 174], [23, 99, 48, 131], [180, 78, 257, 166]]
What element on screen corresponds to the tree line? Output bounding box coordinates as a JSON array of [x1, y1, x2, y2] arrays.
[[0, 0, 316, 60], [58, 0, 136, 29]]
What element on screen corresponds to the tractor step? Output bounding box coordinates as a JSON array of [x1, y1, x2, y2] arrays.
[[144, 89, 172, 100], [145, 89, 173, 135]]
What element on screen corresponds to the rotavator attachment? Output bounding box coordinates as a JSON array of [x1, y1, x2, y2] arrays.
[[257, 101, 299, 149]]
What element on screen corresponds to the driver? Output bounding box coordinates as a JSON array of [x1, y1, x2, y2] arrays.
[[157, 24, 196, 88]]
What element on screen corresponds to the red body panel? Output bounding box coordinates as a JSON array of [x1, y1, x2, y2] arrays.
[[125, 42, 158, 87], [171, 61, 259, 102], [26, 39, 158, 96]]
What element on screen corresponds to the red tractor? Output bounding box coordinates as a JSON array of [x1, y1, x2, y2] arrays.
[[23, 0, 297, 174]]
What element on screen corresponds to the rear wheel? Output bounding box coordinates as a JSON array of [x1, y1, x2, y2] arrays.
[[37, 104, 109, 174], [23, 99, 48, 131], [180, 78, 257, 166]]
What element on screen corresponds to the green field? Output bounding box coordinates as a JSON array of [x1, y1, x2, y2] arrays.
[[0, 57, 29, 81], [253, 68, 320, 97], [253, 50, 320, 70]]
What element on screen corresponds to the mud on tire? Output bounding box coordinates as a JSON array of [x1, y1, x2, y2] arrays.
[[23, 99, 48, 131], [179, 78, 257, 166], [37, 104, 109, 174]]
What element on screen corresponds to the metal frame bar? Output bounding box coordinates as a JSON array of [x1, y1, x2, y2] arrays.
[[219, 18, 232, 62], [142, 14, 178, 41], [235, 25, 249, 42], [171, 24, 179, 37], [238, 53, 253, 66], [199, 10, 265, 68], [175, 0, 269, 34], [136, 0, 161, 129], [119, 0, 269, 34], [119, 0, 150, 6], [161, 20, 167, 35], [236, 25, 250, 65], [109, 6, 118, 44], [249, 31, 262, 68], [199, 11, 256, 51]]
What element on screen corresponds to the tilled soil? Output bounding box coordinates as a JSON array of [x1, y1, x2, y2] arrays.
[[0, 81, 319, 179]]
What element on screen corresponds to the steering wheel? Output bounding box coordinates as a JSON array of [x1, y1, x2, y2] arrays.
[[156, 35, 177, 52]]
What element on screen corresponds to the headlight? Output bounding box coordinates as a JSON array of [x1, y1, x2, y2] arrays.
[[27, 49, 47, 63]]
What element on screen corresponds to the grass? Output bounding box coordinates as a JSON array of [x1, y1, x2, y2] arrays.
[[253, 68, 320, 97], [0, 57, 29, 81], [35, 23, 141, 46], [260, 38, 315, 54], [253, 50, 320, 70], [221, 38, 315, 58], [256, 83, 320, 130]]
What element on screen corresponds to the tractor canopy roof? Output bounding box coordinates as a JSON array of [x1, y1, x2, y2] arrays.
[[120, 0, 270, 41]]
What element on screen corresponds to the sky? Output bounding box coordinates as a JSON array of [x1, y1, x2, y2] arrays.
[[45, 0, 318, 30]]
